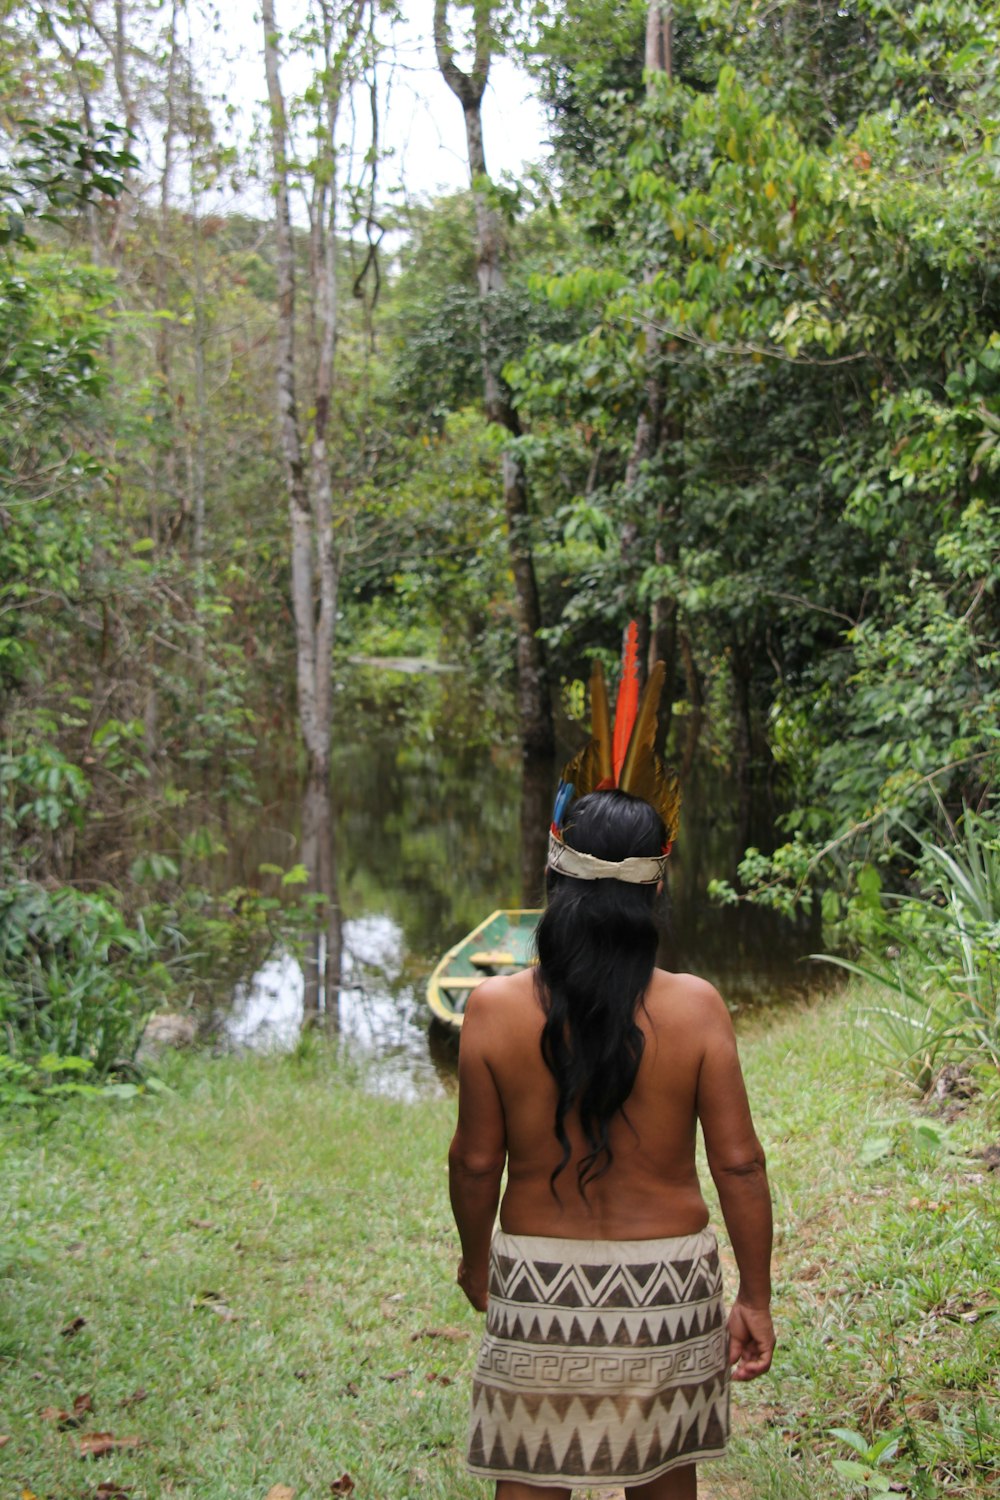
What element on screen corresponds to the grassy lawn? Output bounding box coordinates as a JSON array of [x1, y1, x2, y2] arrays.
[[1, 990, 998, 1499]]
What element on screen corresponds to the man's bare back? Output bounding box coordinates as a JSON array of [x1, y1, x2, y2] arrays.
[[450, 963, 774, 1382], [455, 965, 761, 1241]]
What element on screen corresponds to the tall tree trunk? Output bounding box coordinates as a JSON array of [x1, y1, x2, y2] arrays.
[[262, 0, 366, 1021], [262, 0, 363, 1022], [623, 0, 676, 700], [262, 0, 327, 781], [433, 0, 554, 897]]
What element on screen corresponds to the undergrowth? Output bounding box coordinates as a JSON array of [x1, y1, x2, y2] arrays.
[[0, 989, 997, 1498]]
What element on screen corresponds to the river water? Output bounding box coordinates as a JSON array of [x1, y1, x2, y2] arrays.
[[208, 674, 826, 1097]]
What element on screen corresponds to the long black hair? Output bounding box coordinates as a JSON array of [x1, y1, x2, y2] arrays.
[[535, 789, 666, 1196]]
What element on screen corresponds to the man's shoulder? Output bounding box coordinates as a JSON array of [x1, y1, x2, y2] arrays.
[[644, 969, 730, 1026], [464, 969, 540, 1029]]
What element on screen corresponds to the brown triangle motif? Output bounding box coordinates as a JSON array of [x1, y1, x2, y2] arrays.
[[487, 1430, 509, 1470], [635, 1317, 654, 1347], [531, 1430, 557, 1477], [590, 1432, 614, 1475], [582, 1262, 612, 1289], [560, 1429, 586, 1475], [643, 1429, 664, 1470], [618, 1432, 640, 1473], [554, 1277, 583, 1307], [611, 1316, 633, 1346], [533, 1259, 563, 1287], [546, 1391, 575, 1421], [468, 1419, 487, 1467], [701, 1400, 727, 1451]]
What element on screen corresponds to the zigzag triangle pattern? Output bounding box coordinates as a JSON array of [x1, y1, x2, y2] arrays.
[[467, 1227, 730, 1485]]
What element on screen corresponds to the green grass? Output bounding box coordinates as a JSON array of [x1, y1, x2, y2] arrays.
[[0, 993, 998, 1499]]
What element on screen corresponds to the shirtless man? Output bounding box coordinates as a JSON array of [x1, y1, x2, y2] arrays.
[[449, 797, 775, 1500]]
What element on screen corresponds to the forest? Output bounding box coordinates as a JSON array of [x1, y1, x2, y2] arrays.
[[2, 0, 998, 1097], [1, 3, 999, 1495], [3, 0, 997, 1080]]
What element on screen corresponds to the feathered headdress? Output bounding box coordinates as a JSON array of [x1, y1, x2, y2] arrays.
[[549, 621, 681, 883]]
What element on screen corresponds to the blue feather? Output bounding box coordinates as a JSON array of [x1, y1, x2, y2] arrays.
[[551, 780, 574, 830]]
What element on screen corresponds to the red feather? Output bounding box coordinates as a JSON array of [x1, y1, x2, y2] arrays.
[[612, 620, 640, 783]]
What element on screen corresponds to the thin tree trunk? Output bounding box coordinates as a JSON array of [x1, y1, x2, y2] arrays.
[[623, 0, 674, 667], [434, 0, 554, 889], [262, 0, 365, 1022], [678, 628, 703, 781], [262, 0, 324, 777]]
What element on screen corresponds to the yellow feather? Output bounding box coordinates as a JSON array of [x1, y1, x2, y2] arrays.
[[618, 661, 682, 842], [590, 662, 613, 786]]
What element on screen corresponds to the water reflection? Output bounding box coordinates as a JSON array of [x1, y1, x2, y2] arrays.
[[225, 913, 455, 1100], [212, 673, 828, 1090]]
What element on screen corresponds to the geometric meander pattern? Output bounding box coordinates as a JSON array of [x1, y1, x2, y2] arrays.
[[467, 1227, 730, 1484]]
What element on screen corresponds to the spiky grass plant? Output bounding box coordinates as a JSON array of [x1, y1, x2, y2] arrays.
[[820, 812, 1000, 1087]]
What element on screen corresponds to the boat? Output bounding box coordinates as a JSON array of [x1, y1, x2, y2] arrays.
[[426, 908, 542, 1030]]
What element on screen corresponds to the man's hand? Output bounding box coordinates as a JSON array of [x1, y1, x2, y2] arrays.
[[727, 1298, 775, 1381], [457, 1257, 489, 1312]]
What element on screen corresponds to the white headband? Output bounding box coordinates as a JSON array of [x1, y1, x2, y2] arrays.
[[547, 830, 667, 885]]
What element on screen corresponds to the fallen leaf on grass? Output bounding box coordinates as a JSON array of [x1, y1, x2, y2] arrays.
[[94, 1484, 132, 1498], [342, 1382, 360, 1398], [190, 1291, 238, 1321], [426, 1371, 453, 1386], [78, 1432, 141, 1458], [410, 1326, 466, 1342], [187, 1218, 216, 1231], [41, 1397, 92, 1429], [120, 1389, 148, 1409], [382, 1368, 411, 1382], [66, 1241, 87, 1258], [330, 1476, 355, 1496], [40, 1392, 91, 1428], [264, 1487, 295, 1499], [0, 1434, 9, 1448], [59, 1315, 87, 1338]]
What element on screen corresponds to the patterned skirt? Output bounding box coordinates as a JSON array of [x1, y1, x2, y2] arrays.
[[467, 1227, 729, 1487]]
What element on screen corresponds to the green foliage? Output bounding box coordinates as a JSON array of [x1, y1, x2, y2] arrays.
[[0, 882, 161, 1075], [504, 0, 1000, 917], [828, 1428, 903, 1495], [0, 116, 137, 245], [820, 814, 1000, 1085]]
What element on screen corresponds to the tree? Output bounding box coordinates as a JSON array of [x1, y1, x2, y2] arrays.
[[433, 0, 555, 896], [261, 0, 370, 1016]]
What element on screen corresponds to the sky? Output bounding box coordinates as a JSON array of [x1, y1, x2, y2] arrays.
[[208, 0, 551, 210]]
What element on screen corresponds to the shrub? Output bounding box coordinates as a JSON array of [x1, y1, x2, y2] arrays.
[[0, 882, 163, 1075], [819, 813, 1000, 1087]]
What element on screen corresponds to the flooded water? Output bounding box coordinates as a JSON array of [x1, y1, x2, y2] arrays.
[[207, 672, 827, 1095], [223, 914, 456, 1099]]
